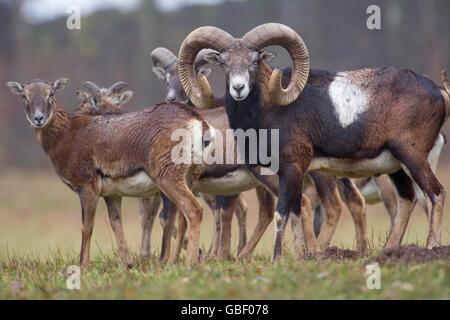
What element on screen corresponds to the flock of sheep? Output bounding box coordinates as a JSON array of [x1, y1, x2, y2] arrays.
[[5, 23, 450, 269]]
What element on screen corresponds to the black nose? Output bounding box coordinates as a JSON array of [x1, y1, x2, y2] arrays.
[[34, 114, 44, 124], [166, 96, 176, 102], [233, 83, 244, 94]]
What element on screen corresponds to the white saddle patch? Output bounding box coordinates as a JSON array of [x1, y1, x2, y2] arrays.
[[328, 73, 368, 127]]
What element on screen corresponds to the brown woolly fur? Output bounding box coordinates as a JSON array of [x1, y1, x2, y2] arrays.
[[7, 79, 212, 268], [39, 101, 206, 186], [178, 24, 449, 261]]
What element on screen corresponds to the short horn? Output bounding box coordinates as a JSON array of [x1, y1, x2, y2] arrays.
[[151, 47, 177, 69], [178, 26, 234, 109], [109, 81, 128, 94], [243, 23, 309, 106], [83, 81, 101, 101]]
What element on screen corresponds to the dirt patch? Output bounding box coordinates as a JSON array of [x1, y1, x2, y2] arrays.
[[305, 246, 362, 261], [321, 246, 362, 260], [368, 245, 450, 265]]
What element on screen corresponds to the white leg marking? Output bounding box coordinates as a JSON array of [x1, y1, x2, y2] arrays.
[[274, 211, 283, 232], [428, 134, 445, 172]]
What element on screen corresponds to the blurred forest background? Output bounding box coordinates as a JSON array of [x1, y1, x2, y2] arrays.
[[0, 0, 450, 167]]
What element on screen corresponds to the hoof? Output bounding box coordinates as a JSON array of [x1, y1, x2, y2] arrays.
[[80, 264, 90, 271], [125, 263, 133, 270], [217, 254, 236, 261]]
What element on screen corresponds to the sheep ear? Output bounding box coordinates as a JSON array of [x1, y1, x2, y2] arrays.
[[52, 78, 70, 92], [152, 67, 166, 80], [259, 50, 276, 62], [198, 67, 212, 78], [202, 51, 221, 65], [6, 81, 24, 95], [118, 90, 133, 105]]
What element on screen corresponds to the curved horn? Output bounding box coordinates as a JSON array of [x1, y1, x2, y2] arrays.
[[178, 26, 234, 109], [243, 23, 309, 106], [108, 81, 128, 94], [151, 47, 177, 69], [83, 81, 101, 101]]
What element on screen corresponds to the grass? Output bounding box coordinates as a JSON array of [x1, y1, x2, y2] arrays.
[[1, 249, 449, 299], [0, 168, 449, 299]]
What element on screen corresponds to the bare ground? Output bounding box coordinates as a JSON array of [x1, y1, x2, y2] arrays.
[[367, 245, 450, 265]]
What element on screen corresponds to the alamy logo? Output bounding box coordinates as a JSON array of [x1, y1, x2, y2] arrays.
[[365, 263, 381, 289], [66, 5, 81, 30], [366, 5, 381, 30], [66, 265, 81, 290], [171, 128, 280, 175]]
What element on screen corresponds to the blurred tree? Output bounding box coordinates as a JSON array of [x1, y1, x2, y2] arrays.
[[0, 0, 449, 167], [0, 1, 22, 165]]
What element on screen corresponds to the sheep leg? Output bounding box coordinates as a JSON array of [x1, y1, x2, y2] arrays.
[[235, 195, 248, 255], [313, 206, 324, 238], [385, 169, 416, 248], [159, 195, 177, 262], [310, 172, 343, 252], [104, 196, 133, 268], [290, 212, 305, 259], [200, 194, 219, 257], [414, 184, 431, 219], [181, 197, 203, 265], [169, 211, 187, 263], [415, 132, 446, 219], [303, 179, 322, 238], [273, 166, 304, 261], [217, 195, 240, 259], [299, 195, 317, 253], [78, 187, 99, 269], [208, 208, 221, 258], [374, 175, 398, 226], [138, 195, 161, 259], [160, 194, 202, 261], [396, 159, 444, 248], [238, 185, 275, 260], [161, 183, 203, 265], [338, 178, 369, 253], [201, 193, 216, 209], [427, 189, 445, 248]]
